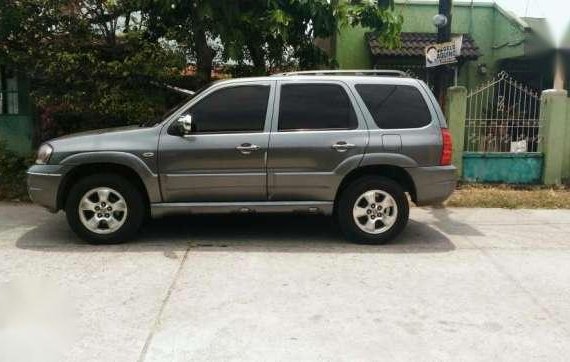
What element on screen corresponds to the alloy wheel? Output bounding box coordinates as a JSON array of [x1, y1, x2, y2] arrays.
[[352, 189, 398, 234], [78, 187, 128, 234]]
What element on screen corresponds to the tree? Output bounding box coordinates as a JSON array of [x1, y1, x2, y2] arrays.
[[0, 0, 402, 140], [1, 0, 186, 139], [162, 0, 403, 82]]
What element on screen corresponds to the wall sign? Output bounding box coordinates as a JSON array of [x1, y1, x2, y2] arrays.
[[425, 35, 463, 68]]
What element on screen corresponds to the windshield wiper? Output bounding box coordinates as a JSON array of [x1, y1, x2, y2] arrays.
[[150, 81, 196, 96], [138, 83, 209, 127], [139, 118, 159, 127]]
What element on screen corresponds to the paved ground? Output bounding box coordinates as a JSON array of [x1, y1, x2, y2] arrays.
[[0, 203, 570, 361]]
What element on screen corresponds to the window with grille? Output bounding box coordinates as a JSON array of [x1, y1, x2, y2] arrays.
[[0, 66, 19, 115]]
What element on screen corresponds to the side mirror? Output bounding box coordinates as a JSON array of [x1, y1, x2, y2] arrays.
[[177, 114, 193, 135]]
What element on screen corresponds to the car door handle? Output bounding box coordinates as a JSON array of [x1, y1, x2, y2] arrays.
[[331, 142, 356, 152], [236, 143, 261, 155]]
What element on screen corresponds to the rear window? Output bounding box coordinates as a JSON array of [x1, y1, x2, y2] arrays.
[[355, 84, 432, 129]]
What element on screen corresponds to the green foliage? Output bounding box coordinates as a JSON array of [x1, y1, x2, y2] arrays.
[[1, 0, 187, 140], [0, 0, 403, 200], [346, 2, 403, 49], [0, 0, 402, 140], [31, 34, 187, 138], [158, 0, 402, 79], [0, 142, 33, 201]]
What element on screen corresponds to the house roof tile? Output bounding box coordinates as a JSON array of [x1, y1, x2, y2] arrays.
[[366, 32, 481, 59]]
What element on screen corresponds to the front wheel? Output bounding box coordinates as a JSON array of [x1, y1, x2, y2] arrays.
[[337, 176, 409, 244], [65, 174, 145, 244]]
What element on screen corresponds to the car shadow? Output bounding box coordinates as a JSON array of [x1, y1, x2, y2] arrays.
[[16, 213, 455, 254], [427, 206, 485, 236]]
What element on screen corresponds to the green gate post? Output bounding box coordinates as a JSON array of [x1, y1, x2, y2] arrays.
[[539, 90, 568, 185], [445, 86, 467, 178], [563, 98, 570, 183]]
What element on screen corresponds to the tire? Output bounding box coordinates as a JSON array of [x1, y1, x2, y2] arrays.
[[65, 174, 145, 244], [337, 176, 409, 245]]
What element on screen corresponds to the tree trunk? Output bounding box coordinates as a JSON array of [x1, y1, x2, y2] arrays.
[[193, 28, 214, 85], [124, 12, 131, 33], [190, 3, 214, 85], [247, 41, 266, 76]]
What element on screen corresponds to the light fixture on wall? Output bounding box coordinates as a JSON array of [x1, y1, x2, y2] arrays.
[[432, 14, 448, 28], [477, 63, 488, 75]]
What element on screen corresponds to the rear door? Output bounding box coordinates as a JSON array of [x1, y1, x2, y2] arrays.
[[267, 80, 368, 201]]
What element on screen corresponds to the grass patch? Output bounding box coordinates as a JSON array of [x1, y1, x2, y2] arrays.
[[445, 184, 570, 209]]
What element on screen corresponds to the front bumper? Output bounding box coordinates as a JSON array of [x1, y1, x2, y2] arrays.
[[27, 165, 68, 212], [406, 165, 457, 206]]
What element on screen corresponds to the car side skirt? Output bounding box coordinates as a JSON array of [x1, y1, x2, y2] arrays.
[[151, 201, 334, 218]]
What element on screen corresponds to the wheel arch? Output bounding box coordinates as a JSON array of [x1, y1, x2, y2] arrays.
[[57, 162, 151, 213], [334, 165, 417, 207]]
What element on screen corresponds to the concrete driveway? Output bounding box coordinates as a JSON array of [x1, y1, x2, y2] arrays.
[[0, 203, 569, 361]]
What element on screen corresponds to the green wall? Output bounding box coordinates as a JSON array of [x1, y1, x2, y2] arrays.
[[335, 1, 528, 90], [335, 25, 373, 69], [463, 152, 543, 184], [0, 115, 33, 154]]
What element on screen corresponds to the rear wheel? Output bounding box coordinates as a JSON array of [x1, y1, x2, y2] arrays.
[[65, 174, 145, 244], [337, 176, 409, 244]]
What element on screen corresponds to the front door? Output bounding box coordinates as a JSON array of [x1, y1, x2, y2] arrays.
[[267, 81, 369, 201], [158, 81, 274, 202]]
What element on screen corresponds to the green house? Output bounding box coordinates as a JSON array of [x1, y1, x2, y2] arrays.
[[334, 1, 555, 92], [0, 62, 33, 155]]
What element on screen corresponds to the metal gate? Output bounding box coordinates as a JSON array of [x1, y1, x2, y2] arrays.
[[465, 71, 542, 153], [463, 71, 544, 183]]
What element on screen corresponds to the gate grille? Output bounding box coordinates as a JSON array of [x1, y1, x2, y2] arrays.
[[465, 71, 542, 153]]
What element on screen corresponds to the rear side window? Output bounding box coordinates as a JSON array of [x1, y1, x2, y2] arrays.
[[278, 83, 357, 131], [355, 84, 432, 129], [189, 85, 270, 133]]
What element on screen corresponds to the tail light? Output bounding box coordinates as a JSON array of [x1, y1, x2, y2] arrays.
[[440, 128, 452, 166]]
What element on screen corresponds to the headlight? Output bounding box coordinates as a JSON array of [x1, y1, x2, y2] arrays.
[[36, 144, 53, 165]]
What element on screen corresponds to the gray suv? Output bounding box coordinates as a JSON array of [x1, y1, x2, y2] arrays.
[[27, 70, 456, 244]]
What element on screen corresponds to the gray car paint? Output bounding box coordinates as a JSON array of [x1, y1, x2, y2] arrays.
[[27, 74, 456, 215], [46, 125, 161, 173], [158, 80, 275, 202], [267, 79, 368, 201]]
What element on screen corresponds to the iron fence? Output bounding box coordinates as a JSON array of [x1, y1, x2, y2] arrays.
[[464, 71, 542, 153]]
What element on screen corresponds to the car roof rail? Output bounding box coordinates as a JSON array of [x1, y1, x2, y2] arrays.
[[271, 69, 408, 77]]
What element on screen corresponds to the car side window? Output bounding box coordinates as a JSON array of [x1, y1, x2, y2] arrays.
[[355, 84, 432, 129], [188, 85, 270, 133], [278, 83, 357, 131]]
